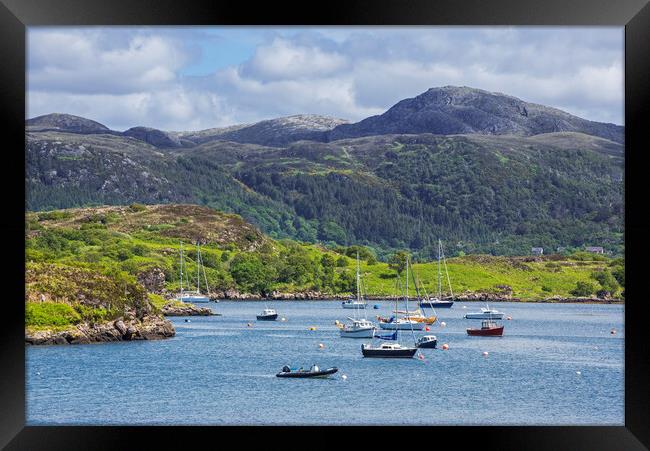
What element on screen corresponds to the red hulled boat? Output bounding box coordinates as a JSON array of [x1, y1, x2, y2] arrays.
[[466, 320, 504, 336]]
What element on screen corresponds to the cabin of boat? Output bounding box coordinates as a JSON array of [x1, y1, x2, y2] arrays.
[[416, 335, 438, 348], [466, 320, 504, 336], [339, 318, 376, 338], [419, 298, 454, 308]]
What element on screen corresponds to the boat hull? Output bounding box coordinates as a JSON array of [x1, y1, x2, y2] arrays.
[[276, 368, 338, 378], [420, 301, 454, 308], [379, 321, 425, 330], [466, 326, 504, 336], [256, 314, 278, 321], [339, 327, 376, 338], [361, 344, 417, 358], [416, 339, 438, 349], [464, 313, 504, 320], [178, 295, 210, 303], [342, 303, 367, 309]]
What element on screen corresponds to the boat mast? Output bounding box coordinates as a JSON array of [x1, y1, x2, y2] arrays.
[[438, 239, 442, 299], [196, 241, 201, 294], [179, 241, 184, 297]]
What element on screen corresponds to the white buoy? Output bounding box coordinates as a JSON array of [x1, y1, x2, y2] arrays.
[[482, 351, 489, 357], [440, 321, 446, 327], [463, 306, 467, 309], [318, 343, 324, 349], [576, 371, 582, 375], [341, 374, 348, 380]]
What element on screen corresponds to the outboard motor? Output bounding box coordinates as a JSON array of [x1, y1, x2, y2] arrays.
[[282, 365, 290, 373]]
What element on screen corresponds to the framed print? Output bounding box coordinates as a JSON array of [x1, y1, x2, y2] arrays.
[[1, 0, 649, 448]]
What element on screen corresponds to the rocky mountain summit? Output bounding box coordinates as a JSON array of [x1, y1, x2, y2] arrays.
[[328, 86, 623, 143], [26, 113, 112, 134]]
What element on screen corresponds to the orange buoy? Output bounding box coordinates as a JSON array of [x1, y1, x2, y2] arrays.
[[425, 326, 430, 331], [442, 343, 449, 350], [418, 354, 425, 360]]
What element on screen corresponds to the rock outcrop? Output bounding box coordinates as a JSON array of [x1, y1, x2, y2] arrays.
[[161, 302, 216, 316], [25, 314, 175, 345]]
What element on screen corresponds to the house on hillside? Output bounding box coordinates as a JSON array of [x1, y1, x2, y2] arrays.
[[585, 246, 604, 254], [531, 247, 544, 256]]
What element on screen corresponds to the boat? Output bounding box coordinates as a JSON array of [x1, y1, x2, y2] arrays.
[[378, 317, 425, 330], [419, 239, 454, 309], [276, 364, 338, 378], [342, 299, 367, 309], [466, 320, 504, 336], [257, 308, 278, 321], [339, 253, 377, 338], [361, 342, 418, 358], [464, 305, 505, 320], [416, 335, 438, 348], [361, 256, 419, 358], [176, 241, 210, 303]]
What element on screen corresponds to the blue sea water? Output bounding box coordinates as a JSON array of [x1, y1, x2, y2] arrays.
[[26, 301, 624, 425]]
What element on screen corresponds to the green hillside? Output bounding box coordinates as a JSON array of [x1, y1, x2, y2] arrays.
[[26, 204, 624, 308]]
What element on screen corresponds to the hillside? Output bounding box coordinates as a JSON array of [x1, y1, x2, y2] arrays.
[[26, 204, 624, 304], [25, 86, 624, 258]]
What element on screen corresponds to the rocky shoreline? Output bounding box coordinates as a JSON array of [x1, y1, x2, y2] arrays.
[[25, 315, 175, 346], [206, 290, 623, 304]]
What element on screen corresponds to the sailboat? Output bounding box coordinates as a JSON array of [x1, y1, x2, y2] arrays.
[[362, 257, 418, 358], [176, 241, 210, 303], [339, 254, 376, 338], [378, 258, 427, 330], [420, 239, 454, 309]]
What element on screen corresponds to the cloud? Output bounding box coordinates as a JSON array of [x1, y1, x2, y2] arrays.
[[27, 26, 624, 130]]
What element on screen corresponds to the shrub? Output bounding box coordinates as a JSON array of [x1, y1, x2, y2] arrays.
[[25, 302, 82, 327], [129, 203, 147, 212]]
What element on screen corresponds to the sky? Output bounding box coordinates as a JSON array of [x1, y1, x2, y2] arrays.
[[27, 26, 624, 131]]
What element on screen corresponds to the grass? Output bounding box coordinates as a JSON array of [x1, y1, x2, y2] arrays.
[[25, 302, 82, 327]]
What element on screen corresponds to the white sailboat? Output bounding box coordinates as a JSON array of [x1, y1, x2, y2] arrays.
[[420, 239, 454, 309], [339, 253, 376, 338], [176, 241, 211, 303], [379, 258, 425, 331]]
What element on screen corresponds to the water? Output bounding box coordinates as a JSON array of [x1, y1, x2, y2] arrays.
[[26, 301, 624, 425]]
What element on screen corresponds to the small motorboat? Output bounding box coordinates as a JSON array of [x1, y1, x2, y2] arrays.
[[276, 365, 338, 378], [257, 308, 278, 321], [416, 335, 438, 348], [361, 342, 418, 358], [420, 298, 454, 308], [466, 320, 504, 336], [464, 307, 504, 320]]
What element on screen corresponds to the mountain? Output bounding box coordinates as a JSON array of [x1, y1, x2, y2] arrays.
[[26, 113, 112, 134], [123, 126, 184, 148], [328, 86, 624, 144], [25, 87, 624, 257], [190, 114, 347, 147]]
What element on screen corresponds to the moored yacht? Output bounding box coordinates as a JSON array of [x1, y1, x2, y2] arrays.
[[256, 308, 278, 321]]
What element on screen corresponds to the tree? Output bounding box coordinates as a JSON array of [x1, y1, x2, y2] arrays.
[[570, 281, 597, 297], [591, 269, 619, 295], [388, 250, 410, 275], [229, 253, 274, 294]]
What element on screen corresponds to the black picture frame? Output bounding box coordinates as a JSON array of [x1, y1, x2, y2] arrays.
[[2, 0, 649, 449]]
